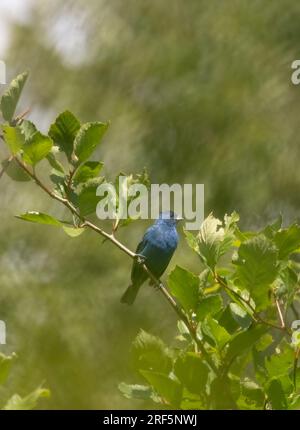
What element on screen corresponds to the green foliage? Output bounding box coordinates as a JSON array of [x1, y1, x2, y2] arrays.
[[16, 211, 61, 226], [121, 212, 300, 410], [0, 353, 49, 410], [168, 266, 199, 313], [0, 71, 28, 122], [185, 212, 239, 270], [74, 122, 109, 163], [0, 72, 146, 235], [73, 161, 103, 186], [1, 125, 24, 154], [22, 132, 53, 165], [3, 388, 50, 410], [2, 72, 300, 410], [1, 158, 31, 181], [49, 110, 81, 161]]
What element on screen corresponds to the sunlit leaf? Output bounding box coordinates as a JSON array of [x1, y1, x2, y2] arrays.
[[233, 235, 278, 309], [1, 125, 24, 154], [273, 224, 300, 260], [132, 330, 173, 374], [201, 316, 231, 349], [73, 161, 103, 185], [62, 225, 86, 237], [118, 383, 159, 402], [3, 387, 50, 410], [16, 211, 61, 226], [168, 266, 199, 312], [196, 294, 222, 322], [74, 121, 109, 163], [78, 177, 105, 216], [23, 131, 53, 165], [192, 212, 239, 270], [0, 71, 28, 122], [49, 110, 80, 161], [46, 152, 65, 174], [174, 352, 209, 395], [1, 158, 31, 181], [0, 353, 16, 385], [140, 370, 182, 407]]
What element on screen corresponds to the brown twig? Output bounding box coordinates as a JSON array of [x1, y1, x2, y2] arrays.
[[275, 298, 285, 329]]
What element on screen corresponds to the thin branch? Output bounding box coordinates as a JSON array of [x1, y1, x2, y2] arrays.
[[275, 298, 285, 329], [13, 156, 220, 375], [215, 274, 290, 334]]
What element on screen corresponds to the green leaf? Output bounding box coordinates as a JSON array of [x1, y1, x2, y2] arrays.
[[1, 125, 24, 154], [23, 131, 53, 165], [1, 158, 31, 182], [0, 71, 28, 122], [140, 370, 182, 407], [62, 225, 86, 237], [174, 352, 209, 395], [176, 320, 193, 343], [0, 353, 16, 385], [168, 266, 199, 312], [78, 177, 104, 216], [20, 120, 37, 140], [3, 387, 50, 410], [265, 342, 294, 378], [218, 305, 241, 334], [193, 212, 239, 270], [234, 235, 278, 309], [266, 378, 288, 410], [210, 376, 237, 409], [201, 316, 231, 350], [184, 229, 200, 254], [118, 383, 159, 402], [74, 121, 109, 163], [73, 161, 103, 185], [225, 325, 267, 362], [132, 330, 173, 374], [16, 211, 61, 226], [288, 393, 300, 410], [229, 303, 252, 329], [48, 110, 81, 161], [240, 379, 264, 407], [273, 224, 300, 260], [46, 152, 65, 174], [262, 215, 283, 239], [255, 334, 273, 352], [196, 294, 223, 322]]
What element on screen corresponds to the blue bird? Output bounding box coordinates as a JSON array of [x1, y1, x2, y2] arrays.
[[121, 211, 180, 305]]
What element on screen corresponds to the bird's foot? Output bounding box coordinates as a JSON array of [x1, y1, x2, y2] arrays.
[[134, 253, 147, 265], [148, 279, 162, 290], [154, 281, 163, 291]]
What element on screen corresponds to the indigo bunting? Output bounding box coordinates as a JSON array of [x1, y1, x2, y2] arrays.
[[121, 211, 180, 305]]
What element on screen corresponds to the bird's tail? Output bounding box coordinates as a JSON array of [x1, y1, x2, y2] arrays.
[[121, 284, 140, 305]]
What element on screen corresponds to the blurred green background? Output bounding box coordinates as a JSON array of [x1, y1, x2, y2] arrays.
[[0, 0, 300, 409]]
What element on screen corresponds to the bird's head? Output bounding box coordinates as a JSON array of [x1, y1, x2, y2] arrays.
[[156, 211, 182, 228]]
